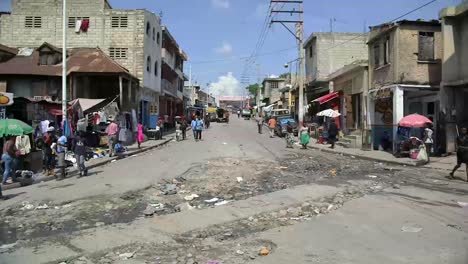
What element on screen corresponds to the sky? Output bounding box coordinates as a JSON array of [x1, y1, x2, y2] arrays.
[[0, 0, 461, 97]]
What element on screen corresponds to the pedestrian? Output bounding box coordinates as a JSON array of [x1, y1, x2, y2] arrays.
[[226, 111, 230, 124], [237, 110, 240, 118], [423, 122, 433, 163], [44, 126, 56, 176], [157, 118, 164, 138], [450, 127, 468, 181], [285, 121, 294, 148], [105, 119, 119, 157], [191, 117, 197, 140], [2, 136, 18, 185], [195, 116, 204, 141], [300, 125, 310, 149], [204, 113, 210, 129], [256, 114, 264, 134], [268, 116, 277, 138], [175, 120, 182, 141], [328, 119, 338, 149], [72, 132, 88, 177], [180, 119, 188, 140], [137, 123, 144, 149], [55, 130, 67, 180]]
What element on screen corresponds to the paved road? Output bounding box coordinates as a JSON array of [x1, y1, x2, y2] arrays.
[[1, 116, 467, 264]]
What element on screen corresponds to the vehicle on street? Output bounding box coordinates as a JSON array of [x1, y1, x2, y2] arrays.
[[216, 108, 228, 122], [275, 117, 298, 137], [242, 109, 252, 120], [265, 108, 290, 121]]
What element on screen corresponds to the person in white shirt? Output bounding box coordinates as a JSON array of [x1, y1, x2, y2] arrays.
[[423, 122, 434, 163]]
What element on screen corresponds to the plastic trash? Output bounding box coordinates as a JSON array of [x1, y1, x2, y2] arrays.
[[260, 248, 269, 256], [457, 201, 468, 208], [236, 177, 243, 183], [401, 224, 423, 233], [119, 252, 135, 259], [214, 200, 229, 206], [184, 194, 199, 201], [204, 198, 220, 203]]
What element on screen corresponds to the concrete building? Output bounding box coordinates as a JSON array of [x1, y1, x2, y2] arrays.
[[439, 1, 468, 153], [218, 96, 249, 110], [367, 20, 442, 151], [304, 32, 368, 102], [160, 26, 187, 127], [0, 0, 163, 127], [261, 77, 286, 108], [184, 84, 199, 107]]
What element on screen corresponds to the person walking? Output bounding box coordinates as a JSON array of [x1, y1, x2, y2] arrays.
[[191, 117, 197, 140], [105, 120, 119, 157], [299, 125, 310, 149], [285, 121, 295, 148], [237, 110, 240, 118], [423, 122, 434, 163], [328, 119, 338, 149], [137, 123, 144, 148], [226, 111, 230, 124], [256, 114, 264, 134], [44, 127, 56, 176], [55, 130, 67, 180], [450, 127, 468, 181], [180, 119, 188, 140], [72, 132, 88, 177], [2, 136, 18, 185], [204, 113, 210, 129], [268, 117, 277, 138], [195, 116, 204, 141]]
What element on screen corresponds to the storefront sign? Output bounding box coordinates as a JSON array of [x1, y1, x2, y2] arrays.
[[0, 92, 13, 106]]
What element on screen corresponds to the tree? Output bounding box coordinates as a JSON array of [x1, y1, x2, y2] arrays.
[[247, 83, 260, 96]]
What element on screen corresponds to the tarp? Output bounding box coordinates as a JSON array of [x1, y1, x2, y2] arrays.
[[71, 98, 106, 112], [312, 92, 339, 105]]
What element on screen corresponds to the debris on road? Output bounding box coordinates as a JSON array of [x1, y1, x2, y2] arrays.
[[260, 248, 269, 256], [236, 249, 244, 255], [401, 224, 423, 233], [456, 201, 468, 208], [367, 175, 378, 178], [119, 252, 135, 259], [330, 169, 337, 176], [184, 194, 199, 201], [205, 198, 220, 203], [36, 204, 49, 210], [214, 200, 229, 206], [392, 184, 401, 189], [236, 177, 243, 183], [162, 184, 178, 195]]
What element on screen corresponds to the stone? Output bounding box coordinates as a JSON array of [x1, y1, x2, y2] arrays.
[[393, 184, 401, 189], [287, 207, 303, 217], [278, 210, 288, 217], [332, 197, 343, 205], [223, 194, 234, 200], [301, 202, 311, 210], [95, 222, 105, 227], [234, 193, 244, 199], [248, 216, 255, 222]]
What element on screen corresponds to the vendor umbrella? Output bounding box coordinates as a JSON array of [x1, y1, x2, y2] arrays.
[[0, 119, 33, 137], [398, 114, 432, 128], [316, 109, 341, 118]]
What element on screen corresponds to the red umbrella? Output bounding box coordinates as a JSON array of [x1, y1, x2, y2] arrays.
[[398, 114, 432, 128]]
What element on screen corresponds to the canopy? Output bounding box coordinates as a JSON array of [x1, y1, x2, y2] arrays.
[[312, 92, 339, 105], [316, 109, 341, 118], [70, 98, 106, 113], [398, 114, 432, 128], [0, 119, 33, 137], [206, 107, 217, 113]]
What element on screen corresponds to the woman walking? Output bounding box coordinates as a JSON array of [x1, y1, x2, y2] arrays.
[[137, 123, 144, 148], [300, 125, 310, 149], [2, 136, 18, 185]]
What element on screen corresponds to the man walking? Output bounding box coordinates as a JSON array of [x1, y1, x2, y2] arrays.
[[191, 117, 197, 140], [180, 119, 188, 140], [328, 119, 338, 149], [268, 116, 277, 138], [73, 132, 88, 177], [256, 114, 264, 134], [105, 120, 119, 157], [195, 116, 204, 141], [450, 127, 468, 181], [56, 130, 67, 180], [423, 122, 434, 163]]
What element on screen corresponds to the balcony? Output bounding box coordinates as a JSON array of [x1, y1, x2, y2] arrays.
[[161, 79, 178, 98]]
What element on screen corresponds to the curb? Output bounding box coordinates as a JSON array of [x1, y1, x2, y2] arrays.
[[2, 137, 174, 191]]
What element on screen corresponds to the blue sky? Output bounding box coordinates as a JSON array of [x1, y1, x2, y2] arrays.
[[0, 0, 460, 96]]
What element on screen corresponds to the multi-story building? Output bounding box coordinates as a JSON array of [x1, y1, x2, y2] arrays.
[[0, 0, 163, 126], [304, 32, 368, 102], [160, 26, 187, 127], [261, 77, 286, 109], [439, 1, 468, 153], [367, 20, 442, 151]]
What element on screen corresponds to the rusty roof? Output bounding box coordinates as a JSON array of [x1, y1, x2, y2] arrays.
[[0, 44, 18, 55], [0, 46, 136, 79]]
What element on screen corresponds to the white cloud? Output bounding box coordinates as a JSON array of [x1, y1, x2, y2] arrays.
[[209, 72, 240, 96], [211, 0, 230, 9], [214, 41, 233, 55]]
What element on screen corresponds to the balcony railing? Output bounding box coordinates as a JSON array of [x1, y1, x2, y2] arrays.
[[162, 79, 178, 97]]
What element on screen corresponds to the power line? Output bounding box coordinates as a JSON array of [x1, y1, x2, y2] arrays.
[[191, 46, 296, 64]]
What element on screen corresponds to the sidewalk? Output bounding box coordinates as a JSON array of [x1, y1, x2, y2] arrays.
[[2, 134, 175, 191], [306, 141, 463, 173]]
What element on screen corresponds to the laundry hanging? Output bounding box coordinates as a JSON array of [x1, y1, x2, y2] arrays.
[[80, 19, 90, 32], [75, 20, 82, 33]]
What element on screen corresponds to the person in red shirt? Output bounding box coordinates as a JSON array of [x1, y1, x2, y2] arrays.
[[268, 117, 277, 138], [105, 120, 119, 157]]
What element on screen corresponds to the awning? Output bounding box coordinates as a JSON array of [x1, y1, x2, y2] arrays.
[[312, 92, 339, 105]]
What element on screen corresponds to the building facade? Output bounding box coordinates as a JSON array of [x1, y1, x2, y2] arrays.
[[367, 20, 442, 151], [439, 1, 468, 153], [160, 26, 187, 127], [0, 0, 163, 126], [261, 77, 286, 109], [304, 32, 368, 102]]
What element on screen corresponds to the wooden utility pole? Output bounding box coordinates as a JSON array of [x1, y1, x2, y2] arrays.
[[271, 0, 304, 126]]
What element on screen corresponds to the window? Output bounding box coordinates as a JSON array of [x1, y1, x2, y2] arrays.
[[111, 16, 128, 28], [109, 48, 128, 59], [270, 82, 279, 89], [152, 28, 155, 41], [418, 32, 434, 61], [373, 44, 380, 67], [68, 17, 90, 28], [146, 22, 150, 35], [146, 56, 151, 72], [427, 102, 435, 115], [383, 37, 390, 65], [154, 60, 158, 76], [309, 46, 313, 58], [157, 32, 160, 45], [25, 16, 42, 28]]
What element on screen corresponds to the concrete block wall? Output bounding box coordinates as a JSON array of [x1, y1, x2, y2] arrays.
[[369, 31, 396, 89]]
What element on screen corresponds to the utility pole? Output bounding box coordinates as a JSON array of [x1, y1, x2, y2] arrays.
[[257, 64, 261, 116], [62, 0, 67, 124], [188, 64, 192, 105], [271, 0, 304, 126]]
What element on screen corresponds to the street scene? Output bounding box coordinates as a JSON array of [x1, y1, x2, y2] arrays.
[[0, 0, 467, 263]]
